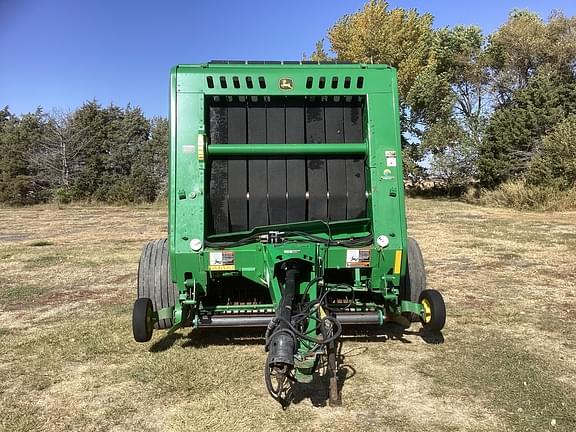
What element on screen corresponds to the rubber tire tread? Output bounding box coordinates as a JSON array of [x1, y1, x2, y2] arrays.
[[419, 289, 446, 331], [133, 298, 153, 342], [137, 239, 177, 329], [406, 237, 426, 302], [403, 237, 427, 321]]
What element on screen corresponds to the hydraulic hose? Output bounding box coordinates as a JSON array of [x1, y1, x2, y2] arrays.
[[267, 262, 300, 366]]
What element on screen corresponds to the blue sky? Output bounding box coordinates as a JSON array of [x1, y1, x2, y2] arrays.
[[1, 0, 575, 118]]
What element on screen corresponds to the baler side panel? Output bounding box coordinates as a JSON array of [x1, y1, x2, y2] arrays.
[[171, 67, 207, 291], [365, 83, 408, 288], [169, 67, 178, 282]]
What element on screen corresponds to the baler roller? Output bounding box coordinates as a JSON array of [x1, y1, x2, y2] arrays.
[[196, 311, 382, 327]]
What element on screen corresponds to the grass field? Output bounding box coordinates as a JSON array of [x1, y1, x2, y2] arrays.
[[0, 199, 575, 432]]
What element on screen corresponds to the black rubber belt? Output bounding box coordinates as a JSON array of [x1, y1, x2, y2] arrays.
[[247, 97, 268, 229], [306, 97, 328, 221], [208, 96, 366, 232], [266, 99, 287, 225], [227, 98, 248, 232], [286, 98, 306, 223], [325, 98, 347, 221], [344, 97, 366, 219], [208, 102, 229, 233]]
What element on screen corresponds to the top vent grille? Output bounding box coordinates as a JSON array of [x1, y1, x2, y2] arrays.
[[206, 75, 365, 90]]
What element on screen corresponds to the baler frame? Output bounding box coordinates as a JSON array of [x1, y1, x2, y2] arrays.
[[169, 62, 409, 318]]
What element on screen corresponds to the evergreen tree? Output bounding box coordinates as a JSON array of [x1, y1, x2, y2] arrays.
[[0, 108, 48, 204], [479, 73, 576, 186], [69, 101, 115, 200], [142, 117, 169, 199], [0, 102, 169, 205], [527, 115, 576, 189], [104, 105, 150, 202]]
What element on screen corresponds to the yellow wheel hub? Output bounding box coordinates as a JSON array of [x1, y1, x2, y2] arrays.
[[421, 298, 432, 323]]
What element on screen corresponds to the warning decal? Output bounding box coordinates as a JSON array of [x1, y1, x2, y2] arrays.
[[346, 249, 371, 268], [209, 251, 235, 271], [385, 150, 397, 167]]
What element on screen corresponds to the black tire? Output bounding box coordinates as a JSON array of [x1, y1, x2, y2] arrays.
[[418, 289, 446, 331], [133, 298, 154, 342], [401, 237, 427, 321], [137, 239, 178, 329]]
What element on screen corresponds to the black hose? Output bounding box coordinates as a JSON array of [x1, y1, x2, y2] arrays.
[[288, 231, 373, 247], [264, 274, 345, 407], [300, 277, 321, 305], [274, 315, 342, 345], [206, 231, 372, 248], [204, 232, 263, 248], [267, 263, 300, 366]]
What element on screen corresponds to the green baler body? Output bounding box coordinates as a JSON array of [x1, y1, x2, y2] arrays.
[[168, 62, 413, 325]]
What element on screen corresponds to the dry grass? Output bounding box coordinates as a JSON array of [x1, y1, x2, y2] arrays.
[[0, 200, 575, 431], [467, 180, 576, 211]]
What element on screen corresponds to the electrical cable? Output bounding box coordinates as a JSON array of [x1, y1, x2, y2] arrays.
[[206, 231, 373, 248]]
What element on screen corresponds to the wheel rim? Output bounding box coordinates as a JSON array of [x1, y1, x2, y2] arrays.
[[422, 298, 432, 323]]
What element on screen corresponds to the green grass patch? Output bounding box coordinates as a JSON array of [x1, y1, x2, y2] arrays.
[[23, 253, 67, 269], [419, 332, 576, 431], [0, 284, 51, 303], [0, 398, 43, 432]]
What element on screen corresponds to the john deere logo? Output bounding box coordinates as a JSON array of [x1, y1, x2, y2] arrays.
[[279, 78, 294, 90]]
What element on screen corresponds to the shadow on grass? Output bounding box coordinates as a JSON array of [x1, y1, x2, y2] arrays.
[[286, 325, 444, 408], [149, 327, 266, 352], [289, 341, 357, 408], [149, 322, 444, 353], [148, 322, 443, 409], [148, 333, 184, 352], [341, 322, 445, 345]]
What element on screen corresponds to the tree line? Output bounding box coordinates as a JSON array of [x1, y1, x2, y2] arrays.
[[0, 102, 168, 204], [2, 1, 575, 207], [312, 1, 576, 204]]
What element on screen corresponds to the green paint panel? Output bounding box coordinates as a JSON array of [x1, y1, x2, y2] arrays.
[[168, 62, 410, 324], [206, 143, 367, 155]]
